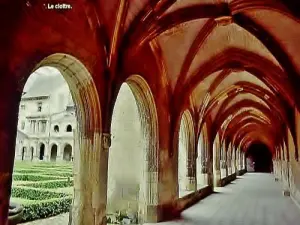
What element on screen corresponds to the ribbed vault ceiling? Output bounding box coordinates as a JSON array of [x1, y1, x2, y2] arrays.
[[10, 0, 300, 157]]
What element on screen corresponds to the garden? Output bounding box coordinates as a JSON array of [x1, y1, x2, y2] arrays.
[[11, 161, 73, 223]]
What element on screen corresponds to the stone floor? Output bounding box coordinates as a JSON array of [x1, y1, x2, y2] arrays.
[[146, 173, 300, 225], [22, 173, 300, 225]]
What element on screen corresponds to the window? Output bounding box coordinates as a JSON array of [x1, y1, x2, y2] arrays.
[[20, 104, 25, 110], [37, 102, 42, 112], [54, 125, 59, 133], [32, 120, 36, 133], [66, 125, 72, 132], [41, 121, 47, 133], [21, 121, 25, 130]]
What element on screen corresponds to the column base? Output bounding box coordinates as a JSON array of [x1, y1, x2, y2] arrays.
[[283, 190, 290, 196], [145, 205, 158, 223], [214, 171, 221, 187]]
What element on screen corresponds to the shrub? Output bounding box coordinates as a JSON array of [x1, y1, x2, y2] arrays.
[[13, 174, 64, 182], [13, 169, 43, 174], [22, 197, 72, 222], [11, 187, 70, 200], [41, 172, 73, 177], [23, 180, 73, 189]]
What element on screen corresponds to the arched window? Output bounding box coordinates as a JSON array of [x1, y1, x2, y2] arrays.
[[50, 144, 58, 162], [63, 144, 72, 161], [54, 125, 59, 132], [66, 124, 72, 132], [39, 143, 45, 160]]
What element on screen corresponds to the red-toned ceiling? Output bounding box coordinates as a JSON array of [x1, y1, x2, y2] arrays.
[[3, 0, 300, 157]]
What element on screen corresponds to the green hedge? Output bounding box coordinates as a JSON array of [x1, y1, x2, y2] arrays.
[[22, 197, 72, 222], [13, 174, 64, 181], [13, 170, 73, 177], [42, 172, 73, 177], [11, 187, 70, 200], [23, 180, 73, 189], [32, 165, 72, 169], [13, 169, 42, 174]]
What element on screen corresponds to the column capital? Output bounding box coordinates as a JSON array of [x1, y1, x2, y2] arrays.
[[101, 133, 111, 150]]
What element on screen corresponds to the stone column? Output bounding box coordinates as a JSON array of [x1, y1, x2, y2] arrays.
[[242, 152, 246, 170], [144, 169, 158, 223], [231, 149, 236, 174], [224, 151, 228, 177], [239, 152, 243, 171], [207, 146, 214, 187], [274, 159, 279, 181], [201, 160, 208, 185], [92, 133, 110, 225], [227, 150, 232, 175], [186, 148, 196, 191], [214, 148, 221, 187], [282, 160, 291, 196]]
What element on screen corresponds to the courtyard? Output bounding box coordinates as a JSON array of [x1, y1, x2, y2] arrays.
[[11, 161, 73, 223]]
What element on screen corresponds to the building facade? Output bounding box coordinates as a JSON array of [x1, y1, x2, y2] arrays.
[[15, 74, 76, 162]]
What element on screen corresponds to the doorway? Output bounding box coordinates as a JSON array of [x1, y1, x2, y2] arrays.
[[246, 143, 273, 173]]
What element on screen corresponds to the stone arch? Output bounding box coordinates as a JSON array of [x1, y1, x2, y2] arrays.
[[177, 109, 196, 197], [213, 133, 221, 187], [22, 53, 102, 225], [39, 143, 45, 160], [108, 74, 159, 223], [50, 143, 58, 162], [197, 123, 209, 188], [63, 144, 72, 161], [126, 75, 159, 215]]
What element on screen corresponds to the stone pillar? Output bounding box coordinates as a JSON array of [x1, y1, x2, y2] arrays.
[[201, 160, 208, 185], [239, 152, 243, 171], [213, 148, 221, 187], [242, 152, 246, 170], [282, 161, 291, 196], [186, 149, 196, 191], [224, 151, 228, 177], [207, 147, 214, 187], [144, 170, 158, 223], [231, 149, 236, 174], [227, 150, 232, 175], [274, 160, 279, 181], [278, 159, 282, 180], [93, 133, 110, 225], [221, 159, 227, 177]]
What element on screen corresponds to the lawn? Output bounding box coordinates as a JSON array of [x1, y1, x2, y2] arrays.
[[11, 161, 73, 223]]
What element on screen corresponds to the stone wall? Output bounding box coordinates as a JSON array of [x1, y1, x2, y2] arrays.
[[107, 84, 146, 216]]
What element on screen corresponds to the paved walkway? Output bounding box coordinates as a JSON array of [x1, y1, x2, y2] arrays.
[[23, 173, 300, 225], [146, 173, 300, 225]]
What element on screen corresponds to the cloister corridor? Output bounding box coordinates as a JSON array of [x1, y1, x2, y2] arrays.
[[3, 1, 300, 225]]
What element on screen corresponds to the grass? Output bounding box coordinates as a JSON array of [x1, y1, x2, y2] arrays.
[[11, 161, 73, 222]]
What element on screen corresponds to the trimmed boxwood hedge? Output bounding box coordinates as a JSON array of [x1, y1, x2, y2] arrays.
[[23, 180, 74, 189], [13, 169, 43, 174], [32, 165, 72, 169], [13, 174, 65, 181], [11, 187, 70, 200], [22, 197, 72, 222], [42, 172, 73, 177]]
